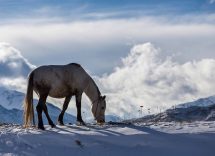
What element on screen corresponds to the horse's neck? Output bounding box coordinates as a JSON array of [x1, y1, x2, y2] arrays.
[[84, 78, 100, 103]]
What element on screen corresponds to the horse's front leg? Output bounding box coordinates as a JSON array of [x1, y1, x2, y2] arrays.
[[75, 93, 85, 126], [58, 96, 72, 125]]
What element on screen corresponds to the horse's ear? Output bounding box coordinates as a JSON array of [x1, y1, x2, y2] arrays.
[[103, 95, 106, 100]]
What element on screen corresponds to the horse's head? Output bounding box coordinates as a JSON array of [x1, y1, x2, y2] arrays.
[[91, 95, 106, 124]]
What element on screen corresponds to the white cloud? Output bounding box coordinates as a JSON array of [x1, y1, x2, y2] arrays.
[[98, 43, 215, 117], [209, 0, 215, 4], [0, 42, 35, 69], [0, 77, 27, 92], [0, 15, 214, 74], [0, 42, 35, 91]]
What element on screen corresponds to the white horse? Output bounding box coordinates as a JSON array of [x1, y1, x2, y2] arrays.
[[23, 63, 106, 130]]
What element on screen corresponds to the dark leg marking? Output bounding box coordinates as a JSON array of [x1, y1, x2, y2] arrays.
[[43, 104, 55, 128], [75, 93, 85, 125], [58, 96, 72, 125], [36, 94, 48, 130]]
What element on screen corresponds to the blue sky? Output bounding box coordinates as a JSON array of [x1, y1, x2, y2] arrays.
[[0, 0, 215, 20]]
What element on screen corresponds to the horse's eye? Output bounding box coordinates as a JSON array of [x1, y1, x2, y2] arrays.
[[101, 107, 105, 110]]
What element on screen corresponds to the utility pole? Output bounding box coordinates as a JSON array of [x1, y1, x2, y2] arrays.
[[148, 108, 150, 115], [138, 110, 141, 118], [140, 105, 143, 117]]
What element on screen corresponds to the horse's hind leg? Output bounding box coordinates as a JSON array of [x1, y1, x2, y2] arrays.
[[43, 105, 55, 128], [36, 94, 48, 130], [58, 96, 72, 125]]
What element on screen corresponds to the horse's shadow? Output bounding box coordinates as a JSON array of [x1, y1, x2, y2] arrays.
[[60, 122, 170, 137]]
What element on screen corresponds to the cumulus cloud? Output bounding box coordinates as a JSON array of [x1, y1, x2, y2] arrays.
[[98, 43, 215, 117], [0, 42, 35, 91], [0, 77, 27, 92]]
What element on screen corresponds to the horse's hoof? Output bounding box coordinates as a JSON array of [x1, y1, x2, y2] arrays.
[[76, 121, 86, 126], [58, 121, 64, 126], [97, 122, 105, 126], [38, 126, 45, 130], [50, 124, 56, 128]]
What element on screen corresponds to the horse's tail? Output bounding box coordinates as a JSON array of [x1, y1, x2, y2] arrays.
[[23, 72, 35, 127]]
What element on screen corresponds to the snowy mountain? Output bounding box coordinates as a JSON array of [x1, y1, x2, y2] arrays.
[[0, 87, 24, 110], [0, 87, 76, 124], [129, 97, 215, 123], [176, 95, 215, 108], [146, 104, 215, 122], [0, 105, 23, 124]]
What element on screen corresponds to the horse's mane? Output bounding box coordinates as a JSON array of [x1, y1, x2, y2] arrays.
[[67, 63, 81, 67], [68, 62, 101, 96], [94, 80, 101, 96]]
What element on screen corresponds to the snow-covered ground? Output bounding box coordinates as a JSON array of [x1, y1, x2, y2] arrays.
[[0, 122, 215, 156]]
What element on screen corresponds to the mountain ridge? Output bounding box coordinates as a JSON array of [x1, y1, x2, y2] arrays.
[[0, 87, 76, 124]]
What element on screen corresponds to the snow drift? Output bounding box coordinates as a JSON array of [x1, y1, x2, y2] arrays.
[[1, 122, 215, 156]]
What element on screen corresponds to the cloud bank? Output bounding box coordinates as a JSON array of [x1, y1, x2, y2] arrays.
[[0, 42, 35, 91], [98, 43, 215, 117], [0, 14, 215, 75]]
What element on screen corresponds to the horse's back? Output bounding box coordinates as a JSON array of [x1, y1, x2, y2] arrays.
[[33, 63, 85, 76], [67, 64, 92, 90], [32, 63, 90, 97]]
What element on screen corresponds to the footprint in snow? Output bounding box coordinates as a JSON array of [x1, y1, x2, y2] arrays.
[[75, 140, 84, 148]]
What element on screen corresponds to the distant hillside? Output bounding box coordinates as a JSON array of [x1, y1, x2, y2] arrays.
[[176, 95, 215, 108], [0, 87, 76, 124], [135, 105, 215, 123], [127, 96, 215, 123]]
